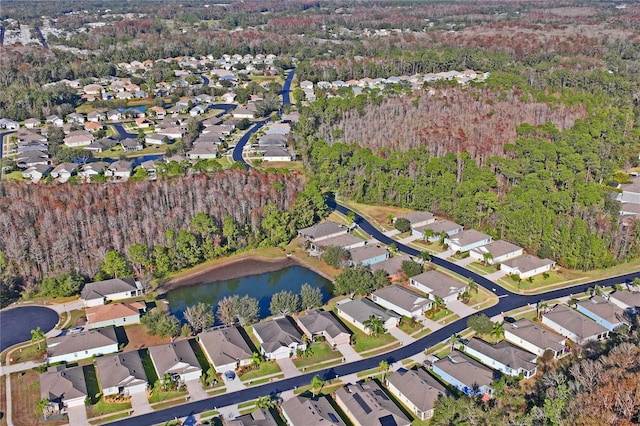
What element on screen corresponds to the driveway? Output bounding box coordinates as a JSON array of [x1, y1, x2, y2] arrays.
[[67, 404, 88, 426], [388, 327, 415, 345], [486, 270, 507, 282], [434, 249, 454, 259], [185, 379, 208, 402], [223, 373, 246, 392], [276, 357, 300, 378], [447, 299, 479, 318], [454, 257, 475, 267], [130, 390, 152, 414], [336, 343, 361, 362]]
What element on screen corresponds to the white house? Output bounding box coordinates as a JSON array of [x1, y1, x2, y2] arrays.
[[46, 326, 119, 364], [396, 211, 435, 229], [412, 220, 463, 241], [371, 285, 432, 318], [80, 278, 144, 307], [298, 221, 348, 243], [148, 340, 203, 382], [409, 270, 466, 303], [462, 338, 538, 379], [541, 304, 609, 345], [500, 255, 555, 279], [576, 296, 627, 331], [503, 319, 568, 359], [95, 351, 148, 396], [262, 146, 292, 161], [469, 240, 523, 265], [445, 229, 492, 253], [430, 351, 496, 398], [335, 298, 400, 334], [105, 160, 134, 179], [313, 234, 366, 253], [386, 368, 447, 421], [63, 130, 94, 148], [607, 290, 640, 314], [294, 310, 351, 347], [252, 316, 306, 360], [198, 327, 253, 372]]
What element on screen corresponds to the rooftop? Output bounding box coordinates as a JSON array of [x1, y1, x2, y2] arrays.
[[577, 296, 626, 325], [148, 340, 201, 376], [198, 326, 253, 367], [501, 255, 555, 273], [335, 381, 411, 426], [543, 305, 609, 341], [432, 350, 496, 390], [226, 408, 278, 426], [40, 365, 87, 402], [299, 221, 347, 241], [470, 240, 522, 258], [410, 270, 464, 299], [47, 326, 118, 359], [608, 290, 640, 309], [464, 338, 537, 372], [414, 220, 462, 235], [348, 245, 388, 264], [446, 229, 491, 248], [372, 285, 432, 313], [253, 317, 303, 354], [387, 368, 447, 414], [95, 351, 148, 390], [282, 395, 347, 426], [504, 319, 566, 353], [86, 301, 146, 325], [81, 278, 139, 301], [398, 211, 434, 225], [315, 234, 363, 250], [336, 298, 401, 325], [297, 310, 351, 339]]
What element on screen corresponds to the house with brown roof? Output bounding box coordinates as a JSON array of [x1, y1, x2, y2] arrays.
[[40, 365, 88, 413], [334, 381, 411, 426], [409, 270, 466, 303], [503, 319, 568, 359], [95, 351, 148, 396], [295, 310, 351, 346], [371, 285, 432, 318], [541, 304, 609, 345], [46, 326, 119, 364], [63, 130, 94, 148], [148, 340, 202, 382], [281, 395, 347, 426], [198, 327, 253, 372], [85, 301, 146, 329], [386, 368, 447, 421]]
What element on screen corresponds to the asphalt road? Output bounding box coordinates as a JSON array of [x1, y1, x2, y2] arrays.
[[0, 306, 59, 352]]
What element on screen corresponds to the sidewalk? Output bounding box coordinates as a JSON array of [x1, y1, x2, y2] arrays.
[[388, 327, 415, 345]]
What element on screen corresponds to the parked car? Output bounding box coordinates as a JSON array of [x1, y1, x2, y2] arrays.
[[224, 370, 236, 380]]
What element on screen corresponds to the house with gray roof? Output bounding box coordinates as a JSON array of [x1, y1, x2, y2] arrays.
[[85, 137, 118, 153], [371, 285, 432, 318], [608, 290, 640, 314], [445, 229, 492, 253], [413, 220, 463, 241], [226, 408, 278, 426], [120, 138, 143, 152], [397, 211, 435, 229], [22, 164, 51, 182], [430, 351, 496, 397], [348, 245, 388, 266], [409, 270, 466, 303], [503, 319, 568, 359], [298, 221, 348, 243], [252, 316, 306, 360], [50, 162, 79, 182], [576, 296, 627, 331], [335, 298, 400, 334], [295, 310, 351, 346], [541, 304, 609, 345], [616, 176, 640, 205], [47, 326, 119, 364], [95, 351, 148, 396], [40, 365, 88, 412], [463, 338, 538, 378], [314, 234, 366, 253], [469, 240, 523, 265], [282, 395, 347, 426], [369, 255, 407, 281], [198, 326, 253, 372], [386, 368, 447, 421], [78, 161, 108, 179], [501, 255, 555, 279], [334, 381, 411, 426], [262, 146, 292, 162], [81, 277, 143, 307], [148, 340, 202, 382]]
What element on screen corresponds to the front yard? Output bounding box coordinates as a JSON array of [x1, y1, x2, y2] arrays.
[[11, 370, 66, 426], [238, 361, 281, 382], [339, 320, 397, 353], [293, 342, 342, 369]]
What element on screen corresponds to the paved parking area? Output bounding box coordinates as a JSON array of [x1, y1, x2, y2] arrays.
[[336, 343, 361, 362], [223, 372, 246, 392], [67, 404, 88, 426], [276, 357, 300, 378], [447, 299, 478, 318], [130, 390, 152, 414], [185, 379, 208, 401]]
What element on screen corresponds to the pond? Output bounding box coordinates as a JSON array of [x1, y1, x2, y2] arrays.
[[165, 265, 333, 323], [0, 306, 59, 352]]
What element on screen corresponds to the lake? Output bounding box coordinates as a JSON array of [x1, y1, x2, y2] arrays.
[[165, 265, 333, 323]]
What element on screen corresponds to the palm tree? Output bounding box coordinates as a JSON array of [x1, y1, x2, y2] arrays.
[[418, 251, 431, 263], [250, 352, 263, 369], [379, 360, 389, 381], [432, 296, 445, 312], [482, 252, 494, 266], [363, 316, 385, 337], [31, 327, 46, 350], [536, 300, 548, 319], [491, 322, 504, 340], [467, 279, 479, 295], [256, 395, 274, 409], [311, 375, 324, 397]]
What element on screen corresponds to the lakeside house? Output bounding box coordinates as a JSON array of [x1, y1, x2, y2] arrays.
[[80, 278, 144, 307], [198, 326, 253, 372], [85, 301, 146, 329], [295, 309, 351, 347], [347, 245, 389, 266], [252, 316, 306, 360], [148, 340, 202, 382], [298, 222, 348, 243], [335, 298, 400, 334]]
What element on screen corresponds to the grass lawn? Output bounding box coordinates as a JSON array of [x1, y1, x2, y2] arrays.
[[293, 342, 342, 369], [7, 343, 46, 364], [287, 241, 342, 281], [239, 361, 281, 382], [11, 370, 66, 426], [89, 398, 131, 417], [242, 326, 263, 352], [244, 374, 285, 386], [498, 269, 585, 293], [6, 171, 26, 181], [63, 309, 87, 328], [0, 377, 6, 426], [399, 317, 423, 335], [148, 390, 188, 404], [89, 412, 130, 425], [412, 327, 432, 339], [189, 339, 212, 372], [426, 308, 454, 322], [337, 198, 413, 231], [84, 365, 102, 403], [466, 262, 499, 275], [293, 380, 344, 396], [409, 240, 447, 254], [139, 349, 160, 386], [341, 320, 397, 353]]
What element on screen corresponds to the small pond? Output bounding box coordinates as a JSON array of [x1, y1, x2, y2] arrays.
[[0, 306, 59, 352], [165, 265, 333, 323]]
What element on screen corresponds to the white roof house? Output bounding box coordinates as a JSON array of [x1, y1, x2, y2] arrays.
[[409, 270, 466, 303], [252, 316, 306, 360], [80, 277, 143, 307], [371, 285, 432, 318], [500, 255, 555, 279], [335, 298, 400, 335], [46, 327, 119, 364]]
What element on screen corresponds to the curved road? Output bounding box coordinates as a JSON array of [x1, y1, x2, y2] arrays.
[[109, 204, 640, 425], [0, 306, 59, 352]]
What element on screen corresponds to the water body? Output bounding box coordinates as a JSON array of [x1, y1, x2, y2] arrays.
[[165, 265, 333, 323], [0, 306, 59, 352]]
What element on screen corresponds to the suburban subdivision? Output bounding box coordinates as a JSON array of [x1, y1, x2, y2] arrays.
[[1, 2, 640, 426]]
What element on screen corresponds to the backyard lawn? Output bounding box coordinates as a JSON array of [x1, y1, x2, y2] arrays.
[[293, 342, 342, 369], [139, 349, 159, 386], [239, 361, 281, 382]]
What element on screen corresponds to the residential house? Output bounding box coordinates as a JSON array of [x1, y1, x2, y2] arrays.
[[107, 110, 123, 121], [295, 310, 351, 346], [84, 121, 103, 132], [348, 245, 388, 266], [66, 112, 85, 124], [335, 298, 400, 334], [105, 160, 134, 179], [503, 319, 568, 359], [85, 301, 146, 329], [259, 135, 287, 147], [221, 92, 237, 103], [409, 270, 466, 303], [135, 117, 154, 128], [252, 316, 306, 360], [232, 103, 257, 119], [334, 381, 411, 426], [412, 220, 463, 241], [500, 255, 555, 279], [196, 94, 214, 104], [95, 351, 148, 396], [16, 151, 50, 168], [607, 290, 640, 314], [469, 240, 524, 265], [541, 304, 610, 345], [63, 130, 94, 148], [22, 164, 51, 182], [157, 127, 185, 139], [46, 326, 119, 364], [445, 229, 492, 253], [50, 162, 79, 182], [386, 368, 447, 421], [85, 137, 118, 153], [40, 365, 88, 414], [83, 84, 102, 95], [202, 117, 223, 128], [120, 138, 144, 152], [46, 115, 64, 127], [264, 122, 290, 136], [298, 221, 348, 243], [314, 234, 366, 253], [430, 351, 496, 398], [187, 144, 218, 160], [262, 146, 292, 162], [148, 340, 203, 382], [80, 277, 144, 307], [0, 118, 19, 129], [198, 327, 253, 372], [145, 133, 168, 145], [226, 408, 278, 426], [87, 111, 106, 122], [190, 105, 207, 116], [78, 162, 108, 179], [281, 395, 347, 426], [371, 285, 432, 318], [138, 160, 157, 178], [463, 338, 538, 378], [397, 211, 436, 229], [24, 117, 41, 128], [369, 255, 408, 282], [149, 106, 166, 119], [576, 296, 626, 331], [616, 176, 640, 206]]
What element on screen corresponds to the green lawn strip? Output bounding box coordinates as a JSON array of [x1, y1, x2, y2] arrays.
[[139, 349, 159, 387], [239, 361, 281, 382], [199, 409, 220, 419], [237, 400, 258, 409], [411, 328, 432, 339], [89, 412, 130, 425], [148, 390, 188, 404], [359, 342, 402, 358], [242, 326, 263, 353], [243, 373, 285, 387], [83, 365, 101, 404], [189, 338, 212, 371], [426, 308, 454, 322], [4, 343, 45, 364], [293, 380, 344, 396], [438, 313, 460, 325], [293, 342, 342, 369], [206, 386, 226, 396], [297, 358, 344, 373], [356, 367, 382, 379], [151, 398, 190, 410], [89, 399, 132, 417], [466, 262, 498, 275], [337, 318, 397, 353]]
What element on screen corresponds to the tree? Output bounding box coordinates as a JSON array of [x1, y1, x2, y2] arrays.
[[235, 295, 260, 325], [100, 250, 131, 278], [141, 308, 181, 339], [401, 259, 423, 278], [467, 314, 493, 336], [321, 246, 349, 268], [363, 315, 385, 337], [36, 398, 50, 419], [128, 243, 152, 275], [250, 352, 263, 368], [31, 327, 46, 350], [217, 296, 237, 325], [39, 272, 84, 297], [311, 374, 324, 397], [256, 395, 275, 409], [492, 321, 504, 339], [183, 303, 214, 333], [468, 278, 479, 295], [418, 251, 431, 263], [379, 360, 389, 381], [270, 290, 300, 316], [300, 283, 323, 310], [372, 269, 389, 289], [394, 217, 411, 233], [333, 265, 374, 296], [482, 252, 494, 266]]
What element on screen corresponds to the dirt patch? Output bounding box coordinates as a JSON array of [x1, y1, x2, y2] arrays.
[[0, 377, 6, 426], [120, 323, 173, 352], [10, 370, 66, 426]]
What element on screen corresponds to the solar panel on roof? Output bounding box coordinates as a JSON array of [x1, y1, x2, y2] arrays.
[[328, 413, 340, 423], [353, 393, 372, 414], [378, 414, 398, 426]]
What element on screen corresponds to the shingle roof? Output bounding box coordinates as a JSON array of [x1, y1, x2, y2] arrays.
[[95, 351, 148, 390], [543, 305, 609, 341], [81, 278, 138, 301], [297, 310, 350, 340], [348, 245, 388, 264], [372, 285, 432, 314], [465, 338, 537, 372], [504, 319, 565, 353], [299, 222, 347, 240], [226, 408, 278, 426], [335, 381, 411, 426], [470, 240, 522, 258], [148, 340, 201, 377], [410, 270, 464, 299], [282, 395, 347, 426], [198, 327, 253, 367], [369, 256, 406, 277], [608, 290, 640, 310], [336, 298, 400, 325], [432, 350, 495, 390], [387, 369, 447, 414], [398, 211, 434, 225], [253, 317, 303, 354], [446, 229, 491, 248], [577, 296, 625, 325], [501, 255, 555, 273], [315, 234, 364, 249], [414, 220, 462, 235], [47, 327, 118, 359], [85, 301, 145, 325], [40, 365, 87, 402]]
